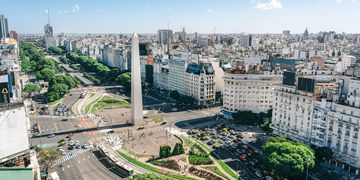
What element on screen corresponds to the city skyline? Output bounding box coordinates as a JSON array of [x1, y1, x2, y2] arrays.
[[2, 0, 360, 34]]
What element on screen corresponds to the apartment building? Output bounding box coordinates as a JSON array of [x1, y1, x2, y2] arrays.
[[222, 69, 281, 116], [184, 62, 215, 106]]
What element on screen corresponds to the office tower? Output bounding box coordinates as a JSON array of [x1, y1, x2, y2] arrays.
[[157, 29, 173, 45], [238, 33, 252, 48], [44, 10, 56, 49], [130, 33, 144, 125], [0, 15, 9, 39]]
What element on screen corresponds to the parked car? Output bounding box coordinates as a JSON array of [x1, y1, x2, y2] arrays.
[[47, 134, 55, 138]]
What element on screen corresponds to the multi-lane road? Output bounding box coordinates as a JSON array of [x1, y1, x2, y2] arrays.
[[55, 151, 123, 180]]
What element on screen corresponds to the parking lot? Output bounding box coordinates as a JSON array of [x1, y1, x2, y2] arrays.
[[187, 123, 272, 180]]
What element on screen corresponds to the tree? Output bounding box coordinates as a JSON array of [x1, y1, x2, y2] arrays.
[[263, 137, 315, 178], [48, 46, 64, 55], [40, 68, 55, 81], [23, 83, 41, 95], [116, 72, 131, 91], [232, 110, 261, 125], [59, 56, 69, 64], [170, 90, 181, 100], [312, 146, 333, 163], [172, 143, 184, 156], [39, 147, 61, 173], [159, 144, 172, 158]]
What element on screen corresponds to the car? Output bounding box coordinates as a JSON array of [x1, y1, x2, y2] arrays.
[[83, 144, 90, 149], [62, 151, 66, 155], [255, 171, 263, 178], [160, 121, 167, 125], [47, 134, 55, 138], [61, 118, 68, 121], [75, 141, 80, 145]]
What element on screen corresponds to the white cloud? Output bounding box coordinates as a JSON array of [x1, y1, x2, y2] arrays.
[[336, 0, 342, 3], [64, 10, 68, 14], [254, 0, 282, 10], [72, 4, 80, 13], [74, 4, 80, 11], [206, 9, 214, 13], [95, 9, 101, 12], [166, 7, 174, 12]]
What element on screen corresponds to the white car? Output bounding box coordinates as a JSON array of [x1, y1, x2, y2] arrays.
[[62, 151, 66, 155]]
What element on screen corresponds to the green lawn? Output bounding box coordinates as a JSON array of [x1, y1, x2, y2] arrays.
[[84, 96, 101, 113], [202, 166, 230, 180], [116, 151, 158, 173], [194, 139, 239, 179], [116, 151, 196, 180], [90, 95, 130, 114]]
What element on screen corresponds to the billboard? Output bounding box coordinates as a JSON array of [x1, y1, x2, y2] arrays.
[[283, 71, 296, 86], [297, 77, 315, 93], [0, 83, 10, 103]]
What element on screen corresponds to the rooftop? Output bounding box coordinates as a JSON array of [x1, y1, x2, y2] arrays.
[[0, 168, 33, 180]]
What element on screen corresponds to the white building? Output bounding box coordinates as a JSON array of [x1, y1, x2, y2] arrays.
[[271, 75, 360, 171], [222, 71, 282, 116], [168, 57, 188, 95], [271, 84, 315, 142], [153, 58, 169, 90], [184, 63, 215, 106]]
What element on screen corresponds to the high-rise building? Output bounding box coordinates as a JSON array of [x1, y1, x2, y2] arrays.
[[168, 54, 188, 95], [44, 11, 56, 49], [0, 15, 9, 39], [157, 29, 173, 45], [238, 33, 252, 48]]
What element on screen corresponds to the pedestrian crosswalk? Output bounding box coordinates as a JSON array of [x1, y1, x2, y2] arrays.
[[52, 149, 90, 166]]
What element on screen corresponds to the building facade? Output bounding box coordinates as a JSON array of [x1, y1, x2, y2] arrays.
[[185, 63, 215, 106], [222, 72, 281, 116]]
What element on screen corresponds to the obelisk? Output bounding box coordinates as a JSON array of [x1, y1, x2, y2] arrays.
[[131, 33, 144, 125]]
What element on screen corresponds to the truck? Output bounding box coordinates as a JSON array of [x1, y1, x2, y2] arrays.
[[50, 172, 60, 180]]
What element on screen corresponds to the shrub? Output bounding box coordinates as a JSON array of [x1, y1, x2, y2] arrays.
[[150, 159, 180, 171], [189, 155, 213, 165], [189, 166, 222, 180], [172, 143, 184, 156], [159, 144, 172, 158]]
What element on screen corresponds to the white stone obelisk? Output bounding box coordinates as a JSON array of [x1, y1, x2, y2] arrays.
[[131, 33, 144, 125]]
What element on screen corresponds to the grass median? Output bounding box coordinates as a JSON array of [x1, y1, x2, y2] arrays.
[[116, 150, 196, 180], [194, 139, 239, 179]]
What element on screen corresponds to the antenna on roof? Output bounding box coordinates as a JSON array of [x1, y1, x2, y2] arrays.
[[46, 8, 50, 24]]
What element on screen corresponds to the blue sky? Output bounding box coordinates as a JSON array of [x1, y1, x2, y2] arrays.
[[1, 0, 360, 34]]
